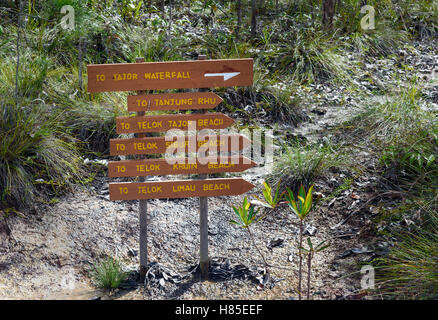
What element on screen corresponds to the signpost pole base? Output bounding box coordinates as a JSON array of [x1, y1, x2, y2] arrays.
[[139, 195, 148, 282], [198, 54, 210, 281], [136, 57, 148, 283], [199, 181, 209, 281]]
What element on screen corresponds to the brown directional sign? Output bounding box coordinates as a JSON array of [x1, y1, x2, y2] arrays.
[[110, 134, 251, 156], [87, 58, 253, 92], [108, 156, 256, 177], [109, 178, 255, 200], [116, 113, 234, 134], [127, 92, 223, 112]]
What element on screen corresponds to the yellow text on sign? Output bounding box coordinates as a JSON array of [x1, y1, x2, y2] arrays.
[[198, 118, 223, 127], [208, 162, 235, 169], [168, 120, 195, 128], [134, 142, 158, 150], [203, 183, 230, 191], [172, 163, 198, 171], [113, 73, 138, 81], [144, 72, 190, 80], [136, 164, 160, 173], [173, 184, 196, 192], [198, 98, 216, 104], [116, 166, 126, 173], [137, 186, 162, 194], [137, 121, 163, 129]]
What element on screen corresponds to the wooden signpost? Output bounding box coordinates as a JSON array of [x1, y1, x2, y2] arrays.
[[87, 58, 253, 92], [108, 156, 256, 178], [115, 113, 234, 133], [109, 178, 255, 201], [109, 134, 252, 156], [127, 92, 223, 112], [87, 57, 254, 282]]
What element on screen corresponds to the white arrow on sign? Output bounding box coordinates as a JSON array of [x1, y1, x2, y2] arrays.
[[204, 72, 240, 81]]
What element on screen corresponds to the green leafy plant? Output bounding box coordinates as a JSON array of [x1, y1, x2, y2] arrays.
[[285, 184, 314, 220], [254, 180, 283, 209], [229, 197, 263, 228], [285, 184, 315, 300], [91, 257, 128, 290], [229, 197, 269, 273], [300, 237, 330, 300], [120, 0, 143, 22]]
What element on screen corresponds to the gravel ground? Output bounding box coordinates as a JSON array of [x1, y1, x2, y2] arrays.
[[0, 164, 372, 300]]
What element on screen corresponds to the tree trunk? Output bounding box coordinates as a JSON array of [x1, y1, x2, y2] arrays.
[[322, 0, 335, 28], [258, 0, 265, 15], [251, 0, 257, 37], [168, 0, 172, 42], [235, 0, 241, 39], [78, 38, 83, 91]]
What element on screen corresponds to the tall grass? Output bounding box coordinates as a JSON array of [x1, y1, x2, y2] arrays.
[[275, 28, 352, 84], [342, 86, 438, 299], [344, 86, 438, 195], [373, 207, 438, 299], [0, 103, 81, 208], [272, 141, 348, 190]]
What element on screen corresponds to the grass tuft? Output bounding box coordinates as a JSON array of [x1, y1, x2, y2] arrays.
[[373, 207, 438, 299], [0, 103, 81, 209], [272, 140, 348, 190], [91, 257, 128, 290]]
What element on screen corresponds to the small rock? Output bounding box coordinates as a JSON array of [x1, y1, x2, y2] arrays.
[[311, 108, 327, 115], [288, 253, 297, 263], [351, 193, 361, 200], [89, 296, 101, 300], [304, 225, 317, 236], [267, 238, 284, 249], [337, 247, 373, 259], [127, 247, 137, 257]]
